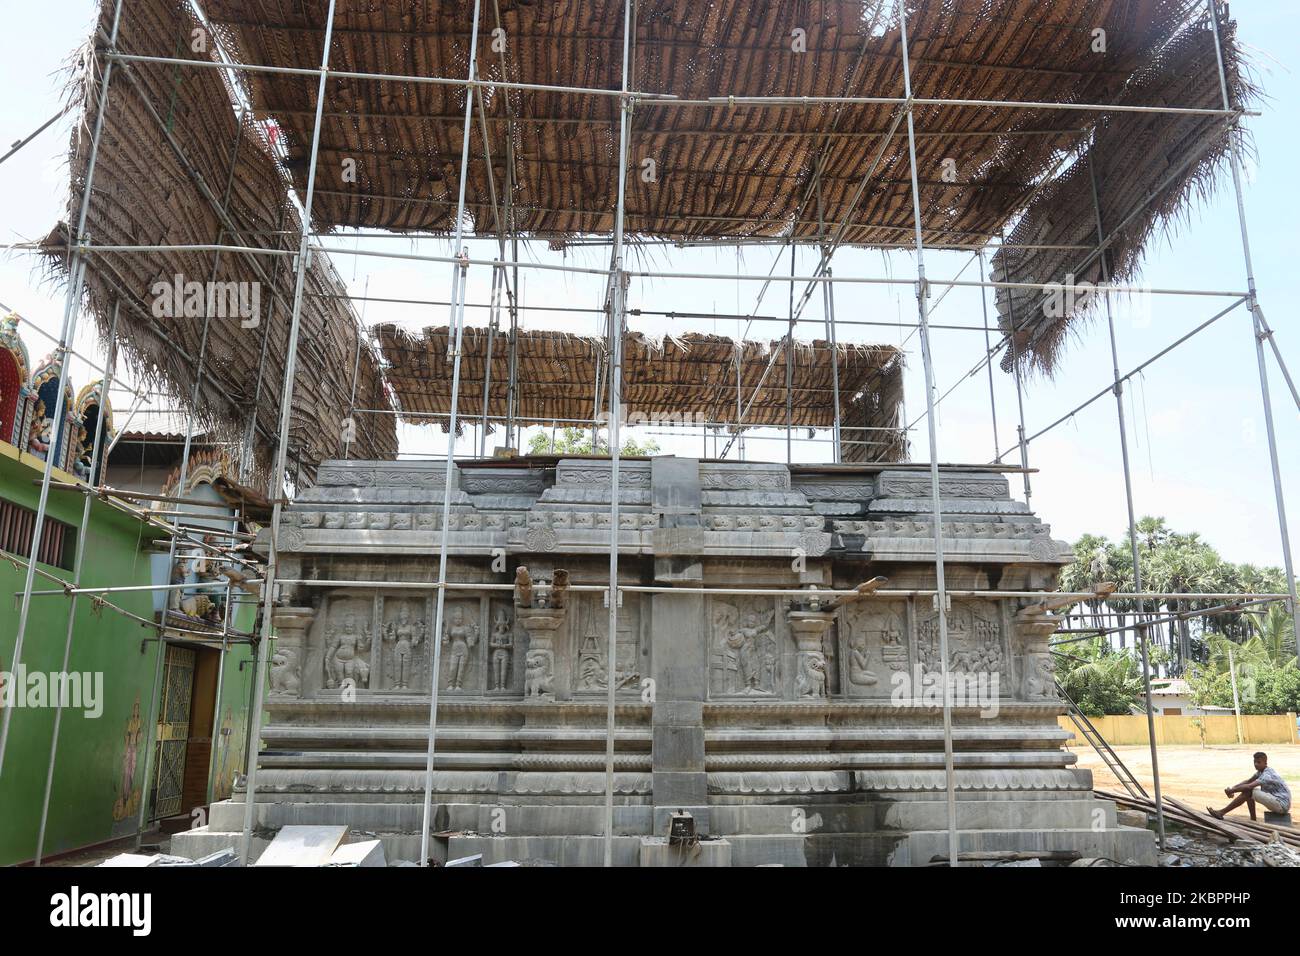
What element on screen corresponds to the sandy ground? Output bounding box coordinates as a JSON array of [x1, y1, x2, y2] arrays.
[[1069, 742, 1300, 821]]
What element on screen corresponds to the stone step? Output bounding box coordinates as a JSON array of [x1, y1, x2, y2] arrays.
[[708, 798, 1115, 835], [169, 820, 1155, 867], [207, 794, 1116, 838], [894, 825, 1158, 867], [210, 800, 654, 836]]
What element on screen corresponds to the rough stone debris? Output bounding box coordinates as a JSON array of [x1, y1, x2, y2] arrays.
[[170, 457, 1159, 867]]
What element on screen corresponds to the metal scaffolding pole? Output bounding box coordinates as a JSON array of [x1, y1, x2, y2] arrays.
[[240, 0, 340, 865], [0, 0, 125, 781], [1208, 0, 1300, 655], [897, 1, 959, 867], [206, 581, 233, 805], [785, 244, 795, 464], [1088, 154, 1166, 850], [136, 101, 249, 844], [976, 251, 1001, 460], [1000, 234, 1033, 504], [241, 205, 288, 483], [33, 300, 120, 865], [602, 0, 635, 869], [418, 0, 483, 867]]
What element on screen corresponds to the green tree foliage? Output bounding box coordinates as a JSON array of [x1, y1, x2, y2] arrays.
[[1057, 517, 1292, 676], [526, 426, 660, 458], [1055, 638, 1146, 716]]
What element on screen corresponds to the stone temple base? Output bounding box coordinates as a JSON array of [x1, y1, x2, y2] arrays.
[[172, 766, 1155, 866], [172, 458, 1158, 866]]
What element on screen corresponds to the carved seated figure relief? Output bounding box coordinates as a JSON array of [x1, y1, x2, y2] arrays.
[[325, 613, 372, 690]]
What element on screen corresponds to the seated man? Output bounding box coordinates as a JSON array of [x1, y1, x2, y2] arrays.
[[1208, 752, 1292, 821]]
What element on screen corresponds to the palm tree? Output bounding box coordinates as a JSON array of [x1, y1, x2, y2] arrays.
[[1245, 604, 1297, 667]]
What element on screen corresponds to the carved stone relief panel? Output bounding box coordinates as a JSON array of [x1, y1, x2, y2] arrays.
[[573, 592, 644, 696], [439, 598, 484, 694], [916, 599, 1008, 695], [377, 594, 433, 692], [319, 593, 377, 695], [708, 596, 781, 698], [486, 598, 523, 695], [838, 601, 910, 698]]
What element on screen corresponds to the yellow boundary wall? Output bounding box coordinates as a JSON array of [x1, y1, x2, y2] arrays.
[[1058, 713, 1299, 746]]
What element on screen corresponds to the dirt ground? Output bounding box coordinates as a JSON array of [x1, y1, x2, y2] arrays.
[[1069, 742, 1300, 820]]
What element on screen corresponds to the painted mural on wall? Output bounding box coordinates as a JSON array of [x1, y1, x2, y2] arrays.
[[111, 695, 143, 823]]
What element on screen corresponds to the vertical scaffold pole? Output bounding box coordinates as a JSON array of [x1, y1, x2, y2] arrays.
[[602, 0, 635, 869], [976, 251, 1000, 460], [240, 0, 340, 865], [897, 1, 959, 867], [34, 300, 120, 865], [1088, 155, 1166, 849], [0, 0, 125, 781], [1208, 0, 1300, 653], [419, 0, 484, 867], [138, 107, 248, 842]]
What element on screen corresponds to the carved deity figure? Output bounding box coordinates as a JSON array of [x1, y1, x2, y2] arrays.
[[325, 613, 371, 689], [442, 605, 479, 690], [383, 602, 425, 690], [714, 603, 776, 695], [488, 607, 513, 691], [847, 630, 878, 686]]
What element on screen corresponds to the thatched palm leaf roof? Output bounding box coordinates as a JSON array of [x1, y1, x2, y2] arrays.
[[375, 324, 904, 459], [45, 0, 397, 484], [197, 0, 1236, 249], [991, 16, 1254, 375]]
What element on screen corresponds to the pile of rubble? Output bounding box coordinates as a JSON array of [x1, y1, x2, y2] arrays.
[[1157, 832, 1300, 868]]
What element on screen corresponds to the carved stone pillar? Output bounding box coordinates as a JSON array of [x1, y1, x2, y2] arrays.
[[517, 605, 566, 701], [269, 606, 315, 698], [787, 608, 834, 699], [1014, 605, 1061, 702]]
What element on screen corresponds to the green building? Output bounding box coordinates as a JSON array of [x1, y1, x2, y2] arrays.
[[0, 314, 257, 865]]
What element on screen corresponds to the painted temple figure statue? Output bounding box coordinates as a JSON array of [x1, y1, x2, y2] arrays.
[[442, 605, 479, 691], [0, 313, 40, 451], [325, 613, 372, 690], [383, 601, 425, 690], [73, 380, 115, 484], [488, 606, 513, 691], [29, 354, 82, 474]]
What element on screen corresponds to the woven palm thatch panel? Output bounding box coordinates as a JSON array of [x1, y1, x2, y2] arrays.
[[376, 325, 904, 457], [46, 0, 396, 485], [990, 15, 1254, 376], [199, 0, 1230, 248]]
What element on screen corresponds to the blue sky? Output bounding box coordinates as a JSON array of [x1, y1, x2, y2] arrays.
[[0, 1, 1295, 569]]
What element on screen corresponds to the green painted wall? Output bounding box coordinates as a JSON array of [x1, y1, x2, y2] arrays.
[[0, 448, 255, 864]]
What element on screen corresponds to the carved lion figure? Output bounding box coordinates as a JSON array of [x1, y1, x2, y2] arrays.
[[795, 651, 828, 699]]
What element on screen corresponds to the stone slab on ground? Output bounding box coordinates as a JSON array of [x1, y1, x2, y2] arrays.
[[253, 825, 349, 867]]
